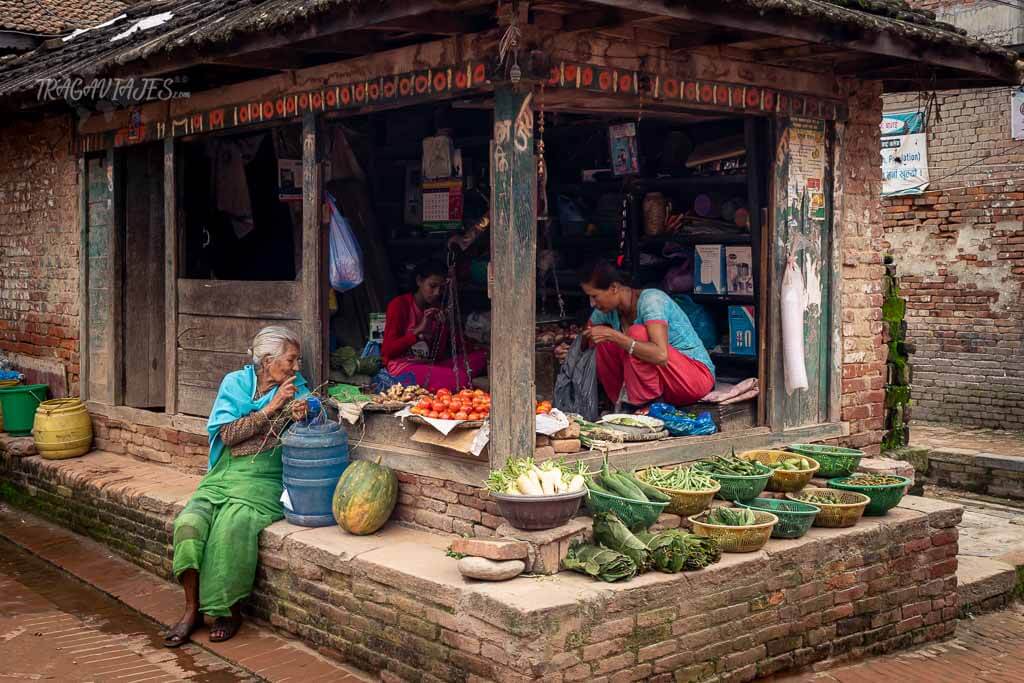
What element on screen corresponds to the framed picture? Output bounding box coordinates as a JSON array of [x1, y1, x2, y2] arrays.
[[277, 159, 303, 202], [609, 122, 639, 176]]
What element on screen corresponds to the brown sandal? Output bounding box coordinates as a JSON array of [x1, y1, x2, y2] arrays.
[[163, 618, 199, 648], [209, 616, 242, 643]]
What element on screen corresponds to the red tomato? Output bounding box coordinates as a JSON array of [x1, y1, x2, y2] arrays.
[[468, 412, 481, 421], [473, 389, 485, 397], [454, 411, 468, 421], [439, 412, 452, 420], [428, 411, 439, 419]]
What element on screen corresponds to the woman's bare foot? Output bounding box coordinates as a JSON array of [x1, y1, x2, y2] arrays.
[[163, 609, 201, 648]]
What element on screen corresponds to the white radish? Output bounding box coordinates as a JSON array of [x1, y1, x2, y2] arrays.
[[568, 474, 586, 492], [517, 473, 543, 495]]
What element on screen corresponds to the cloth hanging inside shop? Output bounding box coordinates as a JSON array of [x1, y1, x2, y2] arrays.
[[553, 336, 599, 422], [206, 134, 265, 240]]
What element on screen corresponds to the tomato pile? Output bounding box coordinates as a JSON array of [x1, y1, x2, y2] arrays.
[[410, 388, 491, 421]]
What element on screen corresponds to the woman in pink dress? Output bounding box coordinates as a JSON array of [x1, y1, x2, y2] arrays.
[[381, 260, 487, 392]]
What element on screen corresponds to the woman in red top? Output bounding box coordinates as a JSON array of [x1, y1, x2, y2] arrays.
[[381, 260, 487, 393]]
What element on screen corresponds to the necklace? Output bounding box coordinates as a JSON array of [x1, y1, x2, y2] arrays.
[[621, 289, 639, 328]]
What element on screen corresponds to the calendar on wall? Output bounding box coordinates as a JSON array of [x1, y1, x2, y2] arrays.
[[422, 179, 463, 231]]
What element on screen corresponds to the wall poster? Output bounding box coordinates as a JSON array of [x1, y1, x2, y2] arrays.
[[881, 110, 929, 196]]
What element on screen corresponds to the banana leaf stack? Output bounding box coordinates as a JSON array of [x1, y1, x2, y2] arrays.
[[563, 512, 722, 582]]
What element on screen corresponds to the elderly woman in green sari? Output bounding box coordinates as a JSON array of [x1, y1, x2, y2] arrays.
[[164, 326, 310, 647]]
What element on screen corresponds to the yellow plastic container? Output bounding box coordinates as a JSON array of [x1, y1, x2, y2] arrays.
[[0, 378, 21, 431], [33, 398, 93, 460]]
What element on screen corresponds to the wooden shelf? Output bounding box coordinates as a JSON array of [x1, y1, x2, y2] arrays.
[[641, 233, 752, 249], [387, 235, 454, 249], [551, 174, 746, 195], [710, 351, 758, 365], [689, 293, 755, 305]]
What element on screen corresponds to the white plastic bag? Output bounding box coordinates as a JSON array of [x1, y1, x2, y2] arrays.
[[781, 258, 808, 394], [326, 191, 364, 292]]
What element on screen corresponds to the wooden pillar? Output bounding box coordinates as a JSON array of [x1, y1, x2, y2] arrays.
[[302, 112, 325, 387], [107, 148, 124, 406], [164, 137, 179, 414], [489, 84, 537, 470], [78, 158, 89, 401]]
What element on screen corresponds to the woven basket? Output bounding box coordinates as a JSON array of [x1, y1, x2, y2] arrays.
[[828, 476, 910, 516], [688, 510, 778, 553], [636, 469, 720, 517], [738, 498, 819, 539], [586, 488, 669, 532], [694, 462, 772, 502], [786, 488, 869, 528], [787, 444, 864, 478], [738, 450, 819, 493]]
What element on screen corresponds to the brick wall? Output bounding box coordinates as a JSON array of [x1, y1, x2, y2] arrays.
[[882, 181, 1024, 429], [885, 88, 1023, 189], [880, 0, 1024, 431], [0, 116, 81, 392], [837, 80, 888, 452], [91, 412, 209, 474], [393, 471, 502, 537]]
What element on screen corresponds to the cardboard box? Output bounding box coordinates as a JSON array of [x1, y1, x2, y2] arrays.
[[725, 246, 754, 295], [694, 244, 725, 294], [728, 305, 757, 356]]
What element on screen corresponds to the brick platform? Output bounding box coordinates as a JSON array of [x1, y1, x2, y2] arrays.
[[2, 448, 966, 682]]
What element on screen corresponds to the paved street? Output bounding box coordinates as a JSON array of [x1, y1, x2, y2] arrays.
[[773, 603, 1024, 682], [0, 537, 251, 682]]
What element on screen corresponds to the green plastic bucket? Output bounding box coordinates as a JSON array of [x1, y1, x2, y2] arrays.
[[0, 384, 49, 436]]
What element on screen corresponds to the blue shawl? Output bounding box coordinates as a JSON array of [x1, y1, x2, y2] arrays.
[[206, 365, 310, 469]]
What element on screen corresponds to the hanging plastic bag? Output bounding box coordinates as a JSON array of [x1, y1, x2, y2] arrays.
[[781, 258, 809, 394], [326, 191, 364, 292]]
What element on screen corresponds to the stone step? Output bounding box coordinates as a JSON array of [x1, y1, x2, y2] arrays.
[[956, 555, 1018, 616]]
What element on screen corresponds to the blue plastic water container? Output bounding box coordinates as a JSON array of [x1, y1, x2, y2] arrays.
[[280, 421, 349, 527]]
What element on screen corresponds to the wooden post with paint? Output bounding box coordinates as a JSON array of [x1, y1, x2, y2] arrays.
[[489, 84, 537, 471]]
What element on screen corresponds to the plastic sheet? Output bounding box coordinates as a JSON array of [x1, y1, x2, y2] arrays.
[[647, 402, 718, 436]]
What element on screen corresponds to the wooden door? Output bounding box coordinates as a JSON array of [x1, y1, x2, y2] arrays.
[[769, 117, 834, 429], [175, 280, 304, 416], [122, 143, 166, 408]]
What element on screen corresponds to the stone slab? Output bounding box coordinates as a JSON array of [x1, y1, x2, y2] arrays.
[[975, 452, 1024, 473], [957, 555, 1017, 615], [930, 447, 982, 465], [896, 494, 964, 528], [451, 537, 530, 561]]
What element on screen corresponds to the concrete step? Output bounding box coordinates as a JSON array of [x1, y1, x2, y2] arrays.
[[957, 555, 1018, 616]]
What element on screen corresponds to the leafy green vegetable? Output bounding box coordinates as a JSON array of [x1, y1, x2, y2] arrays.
[[592, 512, 651, 571], [636, 529, 721, 572], [562, 543, 637, 582]]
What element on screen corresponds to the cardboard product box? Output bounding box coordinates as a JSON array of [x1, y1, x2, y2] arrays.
[[725, 246, 754, 295], [728, 305, 757, 356], [694, 244, 725, 294], [369, 313, 387, 344]]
